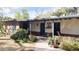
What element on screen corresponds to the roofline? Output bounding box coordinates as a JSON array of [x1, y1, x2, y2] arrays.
[[27, 15, 79, 22], [2, 15, 79, 22]]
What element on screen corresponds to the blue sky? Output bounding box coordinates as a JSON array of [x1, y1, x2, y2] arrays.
[[3, 7, 56, 19], [27, 7, 54, 19]]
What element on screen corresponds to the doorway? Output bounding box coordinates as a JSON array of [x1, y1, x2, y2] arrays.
[[40, 23, 45, 35], [19, 21, 29, 30], [54, 22, 60, 35]]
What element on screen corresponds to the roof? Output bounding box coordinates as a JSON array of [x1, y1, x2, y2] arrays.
[[2, 18, 34, 22], [28, 15, 79, 22], [49, 15, 79, 19], [35, 15, 79, 20], [2, 15, 79, 22]]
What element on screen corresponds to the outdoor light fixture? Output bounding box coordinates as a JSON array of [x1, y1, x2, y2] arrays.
[[37, 23, 38, 26]]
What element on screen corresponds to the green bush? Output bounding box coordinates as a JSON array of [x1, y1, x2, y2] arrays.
[[59, 39, 79, 51], [10, 29, 29, 43], [48, 36, 54, 45], [47, 36, 60, 48], [53, 38, 60, 48]]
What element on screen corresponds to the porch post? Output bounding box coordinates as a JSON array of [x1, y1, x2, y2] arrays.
[[29, 21, 32, 39], [52, 22, 54, 37], [30, 21, 32, 35]]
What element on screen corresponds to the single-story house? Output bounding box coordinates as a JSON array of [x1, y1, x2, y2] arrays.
[[2, 20, 29, 35], [2, 15, 79, 37]]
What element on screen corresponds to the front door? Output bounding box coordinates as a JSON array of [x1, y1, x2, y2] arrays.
[[54, 22, 60, 35], [40, 23, 45, 35]]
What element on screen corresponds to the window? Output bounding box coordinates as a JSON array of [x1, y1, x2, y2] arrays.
[[46, 22, 51, 28]]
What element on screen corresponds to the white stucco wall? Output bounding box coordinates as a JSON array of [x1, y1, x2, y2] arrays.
[[31, 21, 41, 32], [45, 21, 52, 33], [61, 18, 79, 35], [31, 21, 53, 33], [16, 23, 20, 30], [30, 20, 60, 34], [45, 20, 60, 33]]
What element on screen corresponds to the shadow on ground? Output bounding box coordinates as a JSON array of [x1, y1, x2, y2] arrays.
[[0, 47, 18, 51]]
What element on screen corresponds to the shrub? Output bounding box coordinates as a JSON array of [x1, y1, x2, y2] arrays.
[[48, 36, 54, 45], [10, 29, 29, 43], [47, 36, 61, 48], [59, 39, 79, 51], [53, 38, 60, 48]]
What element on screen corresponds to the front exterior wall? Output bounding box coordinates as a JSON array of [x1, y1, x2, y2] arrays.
[[3, 21, 20, 35], [4, 18, 79, 36], [31, 21, 53, 33], [30, 19, 79, 36], [31, 21, 41, 32], [45, 21, 52, 33], [61, 18, 79, 35], [30, 20, 60, 36]]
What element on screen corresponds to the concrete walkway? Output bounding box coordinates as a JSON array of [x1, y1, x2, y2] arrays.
[[34, 37, 63, 51]]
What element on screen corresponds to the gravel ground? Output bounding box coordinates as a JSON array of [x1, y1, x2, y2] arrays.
[[0, 36, 63, 51], [0, 40, 20, 51], [0, 40, 35, 51]]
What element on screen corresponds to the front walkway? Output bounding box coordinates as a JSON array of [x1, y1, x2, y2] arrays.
[[0, 36, 63, 51], [34, 39, 63, 51]]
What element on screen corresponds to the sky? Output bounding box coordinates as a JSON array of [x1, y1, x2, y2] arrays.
[[27, 7, 55, 19], [2, 7, 57, 19]]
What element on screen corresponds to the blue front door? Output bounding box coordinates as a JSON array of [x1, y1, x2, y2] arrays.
[[40, 23, 45, 35]]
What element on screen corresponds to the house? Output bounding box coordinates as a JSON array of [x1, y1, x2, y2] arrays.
[[28, 15, 79, 37], [2, 15, 79, 37], [2, 19, 29, 35]]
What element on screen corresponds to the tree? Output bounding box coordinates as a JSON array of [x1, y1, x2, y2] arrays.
[[34, 7, 79, 19], [15, 8, 29, 20], [0, 8, 5, 34], [50, 7, 79, 17], [20, 8, 29, 19], [0, 8, 3, 20], [49, 8, 66, 17], [67, 7, 78, 15], [52, 10, 64, 17], [34, 9, 44, 19], [15, 11, 21, 19], [0, 7, 14, 34], [35, 10, 51, 19]]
